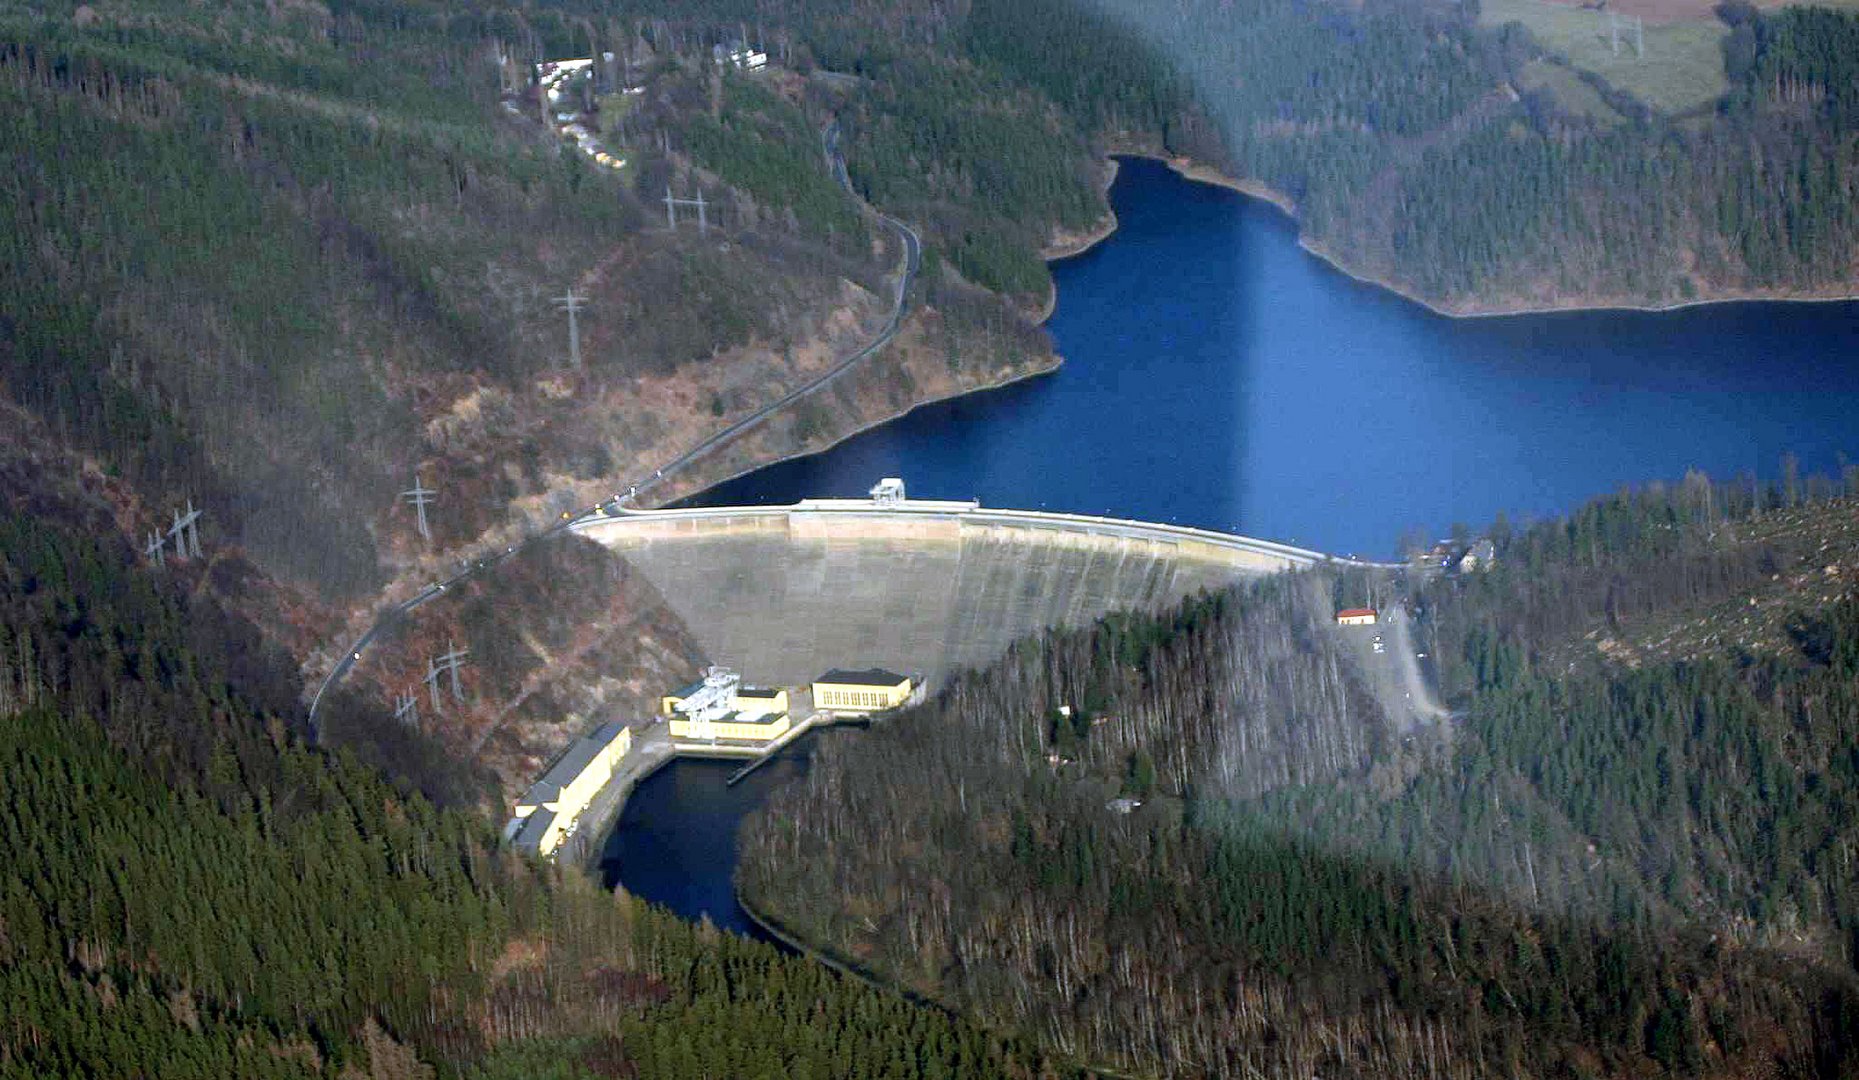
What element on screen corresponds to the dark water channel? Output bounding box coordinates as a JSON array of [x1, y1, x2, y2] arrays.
[[605, 155, 1859, 932], [598, 751, 812, 940]]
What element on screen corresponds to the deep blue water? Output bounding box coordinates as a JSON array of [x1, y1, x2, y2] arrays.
[[610, 156, 1859, 931], [695, 156, 1859, 559], [599, 751, 812, 940]]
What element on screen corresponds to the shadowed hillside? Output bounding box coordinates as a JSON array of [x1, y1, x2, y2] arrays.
[[0, 0, 1074, 620], [0, 432, 1073, 1080], [743, 479, 1859, 1078]]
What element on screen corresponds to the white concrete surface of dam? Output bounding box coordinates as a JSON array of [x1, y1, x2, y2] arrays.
[[573, 498, 1334, 688]]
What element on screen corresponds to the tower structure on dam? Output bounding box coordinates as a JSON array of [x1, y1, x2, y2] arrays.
[[576, 482, 1338, 690]]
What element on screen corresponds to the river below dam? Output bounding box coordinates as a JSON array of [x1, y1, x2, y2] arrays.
[[599, 749, 817, 940], [605, 154, 1859, 933]]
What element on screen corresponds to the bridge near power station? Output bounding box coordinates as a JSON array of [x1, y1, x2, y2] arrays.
[[572, 492, 1370, 689]]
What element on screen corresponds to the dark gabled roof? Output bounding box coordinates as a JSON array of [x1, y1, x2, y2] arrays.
[[738, 686, 784, 699], [665, 679, 705, 700], [817, 667, 909, 687], [525, 721, 630, 802], [513, 808, 558, 852]]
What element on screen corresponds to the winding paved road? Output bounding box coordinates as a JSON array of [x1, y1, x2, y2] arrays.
[[305, 121, 920, 738]]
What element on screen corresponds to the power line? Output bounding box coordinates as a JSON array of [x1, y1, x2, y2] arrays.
[[1605, 10, 1643, 57], [401, 472, 436, 541], [555, 288, 588, 370], [167, 500, 202, 559], [425, 640, 470, 711], [664, 186, 709, 236]]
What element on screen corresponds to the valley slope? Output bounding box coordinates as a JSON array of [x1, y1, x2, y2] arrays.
[[741, 480, 1859, 1078]]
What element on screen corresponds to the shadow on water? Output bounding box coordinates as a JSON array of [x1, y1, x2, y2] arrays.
[[621, 156, 1859, 934], [691, 157, 1859, 558], [599, 748, 816, 944]]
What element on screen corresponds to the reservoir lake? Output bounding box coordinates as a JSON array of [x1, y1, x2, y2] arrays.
[[695, 156, 1859, 558], [605, 154, 1859, 933]]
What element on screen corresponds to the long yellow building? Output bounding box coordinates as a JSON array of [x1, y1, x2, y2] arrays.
[[508, 720, 632, 856], [813, 668, 912, 714]]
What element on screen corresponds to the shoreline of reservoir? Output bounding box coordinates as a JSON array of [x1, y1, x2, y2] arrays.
[[604, 155, 1859, 1058], [655, 352, 1061, 511], [664, 141, 1857, 521], [1063, 149, 1859, 321]]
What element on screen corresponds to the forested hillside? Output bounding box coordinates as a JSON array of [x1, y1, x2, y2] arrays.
[[8, 2, 1859, 1077], [1000, 0, 1859, 311], [0, 0, 1069, 617], [0, 460, 1067, 1078], [0, 0, 1123, 775], [686, 0, 1859, 311], [742, 478, 1859, 1078], [8, 0, 1858, 631]]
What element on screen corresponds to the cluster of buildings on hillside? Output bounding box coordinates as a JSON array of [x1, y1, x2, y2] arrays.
[[712, 42, 768, 71], [505, 664, 914, 858], [507, 38, 771, 175], [1414, 536, 1498, 573], [515, 56, 630, 172]]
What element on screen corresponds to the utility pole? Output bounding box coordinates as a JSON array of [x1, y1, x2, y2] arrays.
[[168, 501, 202, 559], [394, 692, 419, 727], [555, 288, 587, 370], [1609, 10, 1620, 56], [144, 530, 167, 567], [426, 640, 470, 711], [1636, 15, 1644, 57], [401, 473, 436, 541], [664, 186, 709, 236]]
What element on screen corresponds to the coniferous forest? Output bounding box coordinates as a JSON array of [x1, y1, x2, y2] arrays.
[[7, 0, 1859, 1077], [5, 0, 1856, 608], [0, 485, 1066, 1076], [973, 0, 1859, 309], [741, 479, 1859, 1078]]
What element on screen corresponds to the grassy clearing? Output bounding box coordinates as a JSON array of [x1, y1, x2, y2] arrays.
[[1516, 58, 1627, 122], [1481, 0, 1730, 112]]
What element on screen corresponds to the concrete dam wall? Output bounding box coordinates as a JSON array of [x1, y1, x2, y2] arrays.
[[573, 500, 1328, 689]]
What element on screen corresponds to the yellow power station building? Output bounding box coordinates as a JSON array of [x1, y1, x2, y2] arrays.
[[813, 668, 913, 714], [663, 668, 792, 744], [509, 720, 633, 857], [661, 682, 789, 719]]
